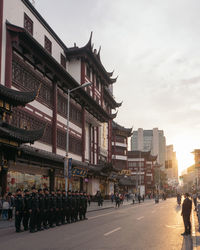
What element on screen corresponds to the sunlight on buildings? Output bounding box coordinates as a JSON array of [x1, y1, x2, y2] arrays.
[[174, 142, 194, 176]]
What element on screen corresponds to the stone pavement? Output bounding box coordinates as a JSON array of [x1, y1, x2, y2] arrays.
[[0, 199, 135, 230]]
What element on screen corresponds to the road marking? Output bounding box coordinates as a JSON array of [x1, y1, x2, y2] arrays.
[[137, 216, 144, 220], [104, 227, 121, 236], [89, 211, 115, 220], [88, 203, 152, 220]]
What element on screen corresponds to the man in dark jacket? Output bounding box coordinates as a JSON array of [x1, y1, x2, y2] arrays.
[[181, 193, 192, 235], [23, 189, 30, 231], [56, 189, 62, 226], [29, 186, 39, 233], [15, 189, 24, 232], [49, 190, 56, 228], [37, 189, 45, 231], [43, 188, 50, 229]]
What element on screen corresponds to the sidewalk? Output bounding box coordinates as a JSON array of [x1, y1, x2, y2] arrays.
[[0, 199, 135, 230]]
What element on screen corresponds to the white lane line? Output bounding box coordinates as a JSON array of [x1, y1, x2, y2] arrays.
[[137, 216, 144, 220], [89, 211, 115, 220], [88, 203, 152, 220], [104, 227, 121, 236]]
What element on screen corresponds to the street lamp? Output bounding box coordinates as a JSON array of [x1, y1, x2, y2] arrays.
[[64, 81, 92, 192]]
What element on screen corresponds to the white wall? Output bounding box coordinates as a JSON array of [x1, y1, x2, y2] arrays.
[[67, 59, 81, 84]]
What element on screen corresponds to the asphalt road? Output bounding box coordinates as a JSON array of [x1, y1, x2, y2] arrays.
[[0, 198, 195, 250]]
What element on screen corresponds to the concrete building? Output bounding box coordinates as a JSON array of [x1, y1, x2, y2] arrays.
[[131, 128, 166, 168], [165, 145, 178, 185], [127, 151, 157, 196]]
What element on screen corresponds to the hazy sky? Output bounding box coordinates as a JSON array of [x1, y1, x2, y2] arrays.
[[35, 0, 200, 173]]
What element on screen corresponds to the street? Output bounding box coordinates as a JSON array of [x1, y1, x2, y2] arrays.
[[0, 198, 196, 250]]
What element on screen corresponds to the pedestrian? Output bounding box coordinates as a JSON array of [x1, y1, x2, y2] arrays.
[[0, 196, 2, 218], [7, 193, 14, 220], [79, 191, 84, 220], [37, 188, 45, 231], [66, 190, 72, 223], [75, 191, 80, 222], [29, 186, 39, 233], [49, 190, 56, 228], [193, 192, 197, 211], [71, 191, 76, 223], [87, 194, 91, 206], [43, 188, 50, 229], [61, 190, 67, 225], [14, 189, 24, 232], [181, 193, 192, 236], [83, 192, 88, 220], [115, 193, 120, 208], [56, 189, 62, 226], [2, 195, 9, 220], [23, 189, 30, 231], [138, 194, 141, 204], [111, 193, 114, 203]]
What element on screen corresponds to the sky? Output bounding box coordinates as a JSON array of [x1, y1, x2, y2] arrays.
[[34, 0, 200, 174]]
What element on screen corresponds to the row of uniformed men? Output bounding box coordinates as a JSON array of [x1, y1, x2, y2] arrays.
[[14, 187, 88, 233]]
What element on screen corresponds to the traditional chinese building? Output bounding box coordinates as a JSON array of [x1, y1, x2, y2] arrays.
[[127, 151, 157, 195], [0, 84, 45, 195], [112, 121, 132, 171], [0, 0, 121, 195]]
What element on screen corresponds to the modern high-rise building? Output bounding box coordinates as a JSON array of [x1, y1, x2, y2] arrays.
[[131, 128, 166, 168], [165, 145, 178, 184]]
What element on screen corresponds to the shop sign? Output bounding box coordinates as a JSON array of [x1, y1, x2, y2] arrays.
[[72, 167, 87, 177]]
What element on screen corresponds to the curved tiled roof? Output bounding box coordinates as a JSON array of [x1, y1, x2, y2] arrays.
[[0, 121, 45, 144], [0, 84, 38, 107]]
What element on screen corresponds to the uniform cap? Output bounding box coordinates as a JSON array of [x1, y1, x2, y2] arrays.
[[38, 188, 42, 192], [16, 188, 21, 192], [24, 189, 29, 193], [31, 186, 36, 190]]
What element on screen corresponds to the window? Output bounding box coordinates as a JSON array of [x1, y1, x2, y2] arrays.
[[86, 66, 91, 80], [60, 53, 66, 69], [96, 78, 100, 90], [44, 36, 52, 54], [24, 13, 33, 35]]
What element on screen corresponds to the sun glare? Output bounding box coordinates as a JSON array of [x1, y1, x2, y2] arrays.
[[173, 141, 195, 176]]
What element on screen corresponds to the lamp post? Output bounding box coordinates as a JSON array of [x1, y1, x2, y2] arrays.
[[64, 82, 92, 193]]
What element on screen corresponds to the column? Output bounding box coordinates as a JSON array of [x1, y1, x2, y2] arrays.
[[5, 29, 12, 88], [49, 169, 55, 192], [52, 81, 57, 154], [82, 107, 85, 162]]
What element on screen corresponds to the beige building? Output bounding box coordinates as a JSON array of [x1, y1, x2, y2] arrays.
[[165, 145, 178, 185]]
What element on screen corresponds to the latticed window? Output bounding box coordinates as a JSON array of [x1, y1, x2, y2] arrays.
[[24, 13, 33, 35], [12, 54, 53, 107], [44, 36, 52, 54], [60, 54, 66, 69]]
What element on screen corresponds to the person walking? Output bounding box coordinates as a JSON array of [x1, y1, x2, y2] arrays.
[[115, 193, 120, 208], [181, 193, 192, 236]]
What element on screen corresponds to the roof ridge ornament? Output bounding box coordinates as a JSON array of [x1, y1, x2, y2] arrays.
[[85, 31, 93, 50]]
